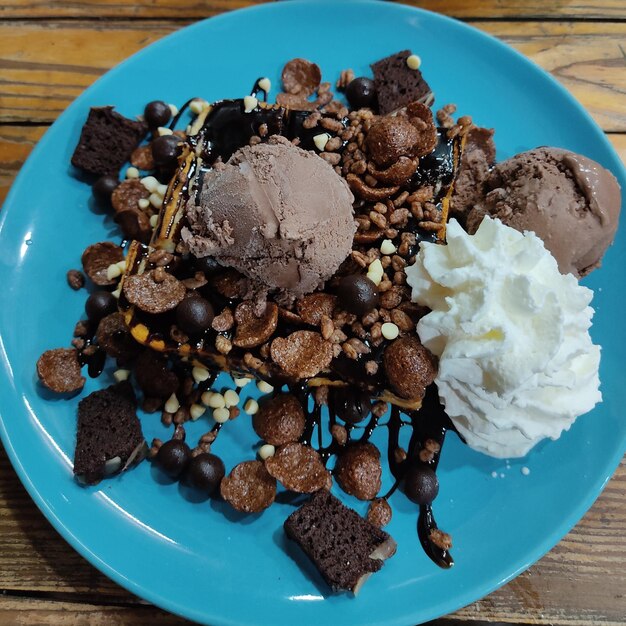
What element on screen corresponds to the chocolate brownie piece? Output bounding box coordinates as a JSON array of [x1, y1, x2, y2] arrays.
[[371, 50, 433, 114], [284, 490, 396, 593], [74, 381, 145, 485], [71, 106, 147, 176]]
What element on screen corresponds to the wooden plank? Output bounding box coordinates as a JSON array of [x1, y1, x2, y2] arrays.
[[0, 21, 624, 131], [0, 0, 624, 20], [0, 441, 625, 623]]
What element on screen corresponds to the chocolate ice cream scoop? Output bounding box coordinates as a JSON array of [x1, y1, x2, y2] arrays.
[[466, 147, 621, 277], [183, 136, 355, 299]]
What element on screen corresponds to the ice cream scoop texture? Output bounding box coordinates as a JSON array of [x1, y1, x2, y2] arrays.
[[406, 217, 602, 458]]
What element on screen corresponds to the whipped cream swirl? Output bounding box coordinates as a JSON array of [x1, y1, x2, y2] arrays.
[[406, 217, 601, 458]]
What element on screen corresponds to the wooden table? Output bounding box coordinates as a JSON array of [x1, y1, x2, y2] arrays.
[[1, 1, 625, 624]]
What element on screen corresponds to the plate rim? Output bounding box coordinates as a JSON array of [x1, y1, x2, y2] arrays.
[[1, 2, 625, 624]]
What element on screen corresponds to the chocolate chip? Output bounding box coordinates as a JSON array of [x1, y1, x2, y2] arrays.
[[36, 348, 85, 394], [151, 135, 182, 168], [133, 349, 179, 398], [220, 460, 276, 513], [81, 241, 124, 286], [155, 439, 191, 478], [270, 331, 333, 379], [367, 498, 392, 528], [345, 77, 377, 110], [383, 336, 437, 400], [115, 208, 152, 244], [281, 58, 322, 96], [336, 275, 379, 316], [111, 179, 150, 214], [366, 117, 421, 167], [252, 394, 305, 446], [335, 442, 382, 501], [95, 312, 140, 361], [66, 269, 85, 291], [130, 145, 155, 170], [123, 270, 186, 314], [404, 463, 439, 505], [184, 453, 224, 495], [92, 175, 119, 200], [332, 387, 372, 425], [296, 293, 337, 326], [192, 255, 222, 276], [264, 443, 330, 493], [176, 295, 214, 336], [233, 301, 278, 349], [144, 100, 171, 128], [85, 290, 117, 323]]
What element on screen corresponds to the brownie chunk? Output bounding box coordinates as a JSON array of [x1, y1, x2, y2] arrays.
[[74, 381, 145, 485], [71, 106, 147, 176], [284, 490, 396, 593], [371, 50, 433, 114]]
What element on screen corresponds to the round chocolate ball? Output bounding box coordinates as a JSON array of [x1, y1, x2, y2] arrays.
[[334, 387, 372, 425], [404, 463, 439, 506], [144, 100, 171, 128], [151, 135, 182, 168], [193, 255, 222, 276], [176, 296, 214, 335], [92, 175, 119, 200], [185, 453, 225, 494], [345, 77, 377, 110], [337, 275, 379, 316], [85, 291, 117, 323], [156, 440, 191, 478]]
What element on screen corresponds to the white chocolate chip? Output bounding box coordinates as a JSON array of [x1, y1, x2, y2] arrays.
[[201, 391, 214, 406], [113, 369, 130, 382], [156, 183, 168, 196], [381, 322, 400, 340], [366, 258, 384, 285], [256, 380, 274, 394], [116, 259, 127, 272], [168, 103, 179, 116], [164, 393, 180, 414], [106, 263, 122, 281], [190, 98, 208, 115], [313, 133, 330, 151], [207, 393, 226, 409], [190, 403, 206, 421], [213, 407, 230, 423], [140, 176, 159, 192], [258, 444, 275, 460], [111, 287, 121, 299], [149, 192, 163, 209], [258, 77, 271, 93], [244, 398, 259, 415], [138, 198, 150, 210], [223, 389, 240, 408], [125, 166, 139, 179], [157, 126, 173, 136], [406, 54, 421, 70], [192, 366, 210, 383], [243, 95, 258, 113], [149, 214, 158, 228], [234, 376, 251, 387], [380, 239, 397, 255]]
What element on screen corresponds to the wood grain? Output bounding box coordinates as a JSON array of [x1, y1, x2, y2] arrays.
[[0, 0, 624, 20], [0, 442, 625, 624], [0, 21, 624, 131]]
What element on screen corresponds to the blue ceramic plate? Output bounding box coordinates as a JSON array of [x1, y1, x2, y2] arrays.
[[1, 2, 625, 624]]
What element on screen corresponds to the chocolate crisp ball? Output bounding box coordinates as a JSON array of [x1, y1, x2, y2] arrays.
[[193, 255, 222, 277], [156, 439, 191, 478], [337, 275, 379, 316], [151, 135, 182, 168], [92, 175, 119, 200], [185, 453, 225, 494], [404, 463, 439, 505], [144, 100, 171, 128], [176, 296, 214, 335], [345, 77, 377, 110], [85, 290, 117, 323], [333, 387, 372, 425]]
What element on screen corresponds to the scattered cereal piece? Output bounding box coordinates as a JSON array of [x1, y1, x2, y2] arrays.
[[270, 330, 333, 379], [335, 442, 382, 501], [37, 348, 85, 393], [282, 58, 321, 96], [383, 336, 437, 400], [123, 270, 186, 314], [220, 460, 276, 513], [66, 269, 85, 291], [253, 394, 305, 446], [111, 179, 150, 214], [82, 241, 124, 286], [367, 498, 392, 528], [265, 443, 330, 493], [233, 302, 278, 349]]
